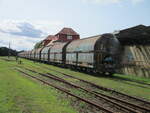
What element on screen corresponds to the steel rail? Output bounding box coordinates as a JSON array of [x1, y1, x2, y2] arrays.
[[22, 67, 149, 113], [15, 68, 115, 113], [46, 68, 150, 105]]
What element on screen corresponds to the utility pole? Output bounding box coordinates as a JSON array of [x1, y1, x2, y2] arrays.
[[8, 42, 10, 58]]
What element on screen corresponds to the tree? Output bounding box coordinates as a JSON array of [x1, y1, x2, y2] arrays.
[[34, 41, 43, 49], [0, 47, 17, 56]]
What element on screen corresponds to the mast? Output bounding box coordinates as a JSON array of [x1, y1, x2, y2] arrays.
[[8, 42, 10, 58]]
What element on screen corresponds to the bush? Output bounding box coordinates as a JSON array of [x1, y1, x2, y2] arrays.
[[0, 47, 17, 56]]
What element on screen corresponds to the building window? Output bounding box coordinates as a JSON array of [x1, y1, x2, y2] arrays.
[[67, 35, 72, 40]]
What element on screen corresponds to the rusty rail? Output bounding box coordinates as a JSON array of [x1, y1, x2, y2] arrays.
[[45, 67, 150, 105], [21, 67, 150, 113], [14, 68, 115, 113]]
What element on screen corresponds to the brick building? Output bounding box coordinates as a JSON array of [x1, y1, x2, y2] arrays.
[[42, 35, 58, 46], [55, 27, 80, 42], [42, 27, 80, 46]]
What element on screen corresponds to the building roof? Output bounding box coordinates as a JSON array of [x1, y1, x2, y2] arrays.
[[116, 25, 150, 38], [44, 35, 58, 41], [56, 27, 79, 35], [119, 25, 148, 35], [116, 25, 150, 45]]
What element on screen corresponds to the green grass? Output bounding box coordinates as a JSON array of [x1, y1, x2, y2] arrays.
[[13, 57, 150, 101], [1, 56, 150, 113], [0, 57, 77, 113]]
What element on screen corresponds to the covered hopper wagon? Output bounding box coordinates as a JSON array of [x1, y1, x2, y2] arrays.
[[19, 33, 121, 75]]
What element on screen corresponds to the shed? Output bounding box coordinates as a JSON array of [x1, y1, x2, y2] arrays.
[[116, 25, 150, 77], [116, 25, 150, 45]]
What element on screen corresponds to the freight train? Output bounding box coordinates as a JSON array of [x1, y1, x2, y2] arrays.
[[19, 33, 121, 75]]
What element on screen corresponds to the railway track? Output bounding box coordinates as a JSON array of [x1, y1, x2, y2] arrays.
[[42, 65, 150, 87], [15, 68, 115, 113], [45, 67, 150, 108], [41, 66, 150, 104], [15, 66, 150, 113]]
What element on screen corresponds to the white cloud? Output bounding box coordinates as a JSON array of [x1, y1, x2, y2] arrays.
[[30, 20, 64, 37], [0, 20, 64, 37], [0, 20, 64, 50], [131, 0, 144, 4], [81, 0, 144, 4], [0, 32, 42, 51], [82, 0, 121, 4], [0, 20, 21, 32]]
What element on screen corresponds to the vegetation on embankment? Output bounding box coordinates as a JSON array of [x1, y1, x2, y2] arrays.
[[0, 57, 77, 113]]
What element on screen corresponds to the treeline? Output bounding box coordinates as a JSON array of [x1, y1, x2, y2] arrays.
[[0, 47, 18, 56]]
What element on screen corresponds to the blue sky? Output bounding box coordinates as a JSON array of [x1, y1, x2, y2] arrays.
[[0, 0, 149, 50]]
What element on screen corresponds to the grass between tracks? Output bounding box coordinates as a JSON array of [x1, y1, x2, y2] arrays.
[[0, 57, 77, 113], [12, 57, 150, 101]]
